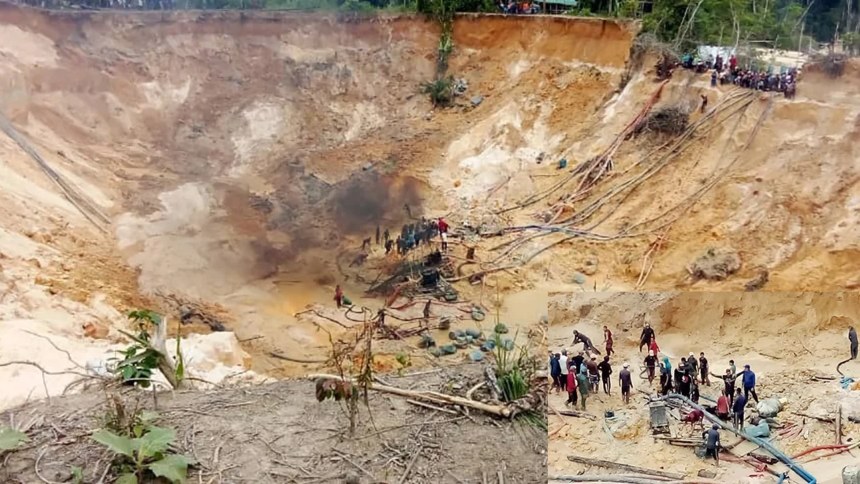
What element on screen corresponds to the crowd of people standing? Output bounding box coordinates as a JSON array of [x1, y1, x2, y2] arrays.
[[680, 52, 798, 99], [549, 322, 762, 430]]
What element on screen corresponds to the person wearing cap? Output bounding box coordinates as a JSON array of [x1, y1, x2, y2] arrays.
[[619, 363, 633, 404], [597, 356, 612, 395], [741, 364, 759, 403], [703, 424, 721, 465]]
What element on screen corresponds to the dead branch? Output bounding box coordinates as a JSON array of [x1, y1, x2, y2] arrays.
[[308, 373, 515, 418], [269, 352, 327, 364], [565, 455, 684, 479]]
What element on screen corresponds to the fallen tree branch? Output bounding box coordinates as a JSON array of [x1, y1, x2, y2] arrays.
[[308, 373, 514, 418], [269, 352, 327, 364], [566, 455, 684, 479]]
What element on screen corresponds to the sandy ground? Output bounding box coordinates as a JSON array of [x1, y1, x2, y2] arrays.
[[0, 364, 547, 484], [547, 292, 860, 484]]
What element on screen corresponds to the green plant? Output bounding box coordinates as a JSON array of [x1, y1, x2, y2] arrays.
[[112, 311, 163, 388], [92, 424, 193, 484], [71, 466, 84, 484], [395, 352, 412, 376], [0, 426, 27, 452], [421, 76, 455, 107], [113, 309, 185, 388], [490, 331, 533, 402]]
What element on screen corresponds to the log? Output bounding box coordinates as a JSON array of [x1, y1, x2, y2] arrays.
[[557, 410, 597, 421], [565, 455, 684, 480], [307, 373, 513, 417]]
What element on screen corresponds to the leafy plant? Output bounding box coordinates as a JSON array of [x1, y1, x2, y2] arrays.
[[491, 333, 531, 402], [421, 76, 455, 107], [92, 425, 193, 484], [113, 309, 185, 388], [71, 466, 84, 484], [395, 351, 412, 376], [0, 426, 27, 452], [111, 311, 163, 388]]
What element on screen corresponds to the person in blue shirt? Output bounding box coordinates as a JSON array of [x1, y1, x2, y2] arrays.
[[550, 352, 562, 392], [732, 387, 747, 429], [740, 364, 759, 403]]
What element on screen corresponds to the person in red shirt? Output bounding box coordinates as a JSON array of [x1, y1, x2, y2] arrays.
[[334, 284, 343, 308], [648, 336, 659, 356], [437, 218, 449, 234], [715, 394, 730, 420], [682, 408, 705, 430], [603, 325, 614, 356], [565, 369, 578, 407]]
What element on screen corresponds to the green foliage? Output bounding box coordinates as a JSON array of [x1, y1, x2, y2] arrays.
[[395, 351, 412, 375], [421, 76, 456, 106], [92, 424, 193, 484], [113, 309, 184, 388], [490, 332, 533, 402], [340, 0, 376, 10], [0, 427, 27, 452], [71, 466, 84, 484]]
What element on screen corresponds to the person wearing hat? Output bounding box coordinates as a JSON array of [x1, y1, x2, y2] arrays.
[[741, 364, 759, 403], [619, 362, 633, 405]]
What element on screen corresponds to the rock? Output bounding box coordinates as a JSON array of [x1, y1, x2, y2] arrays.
[[82, 321, 109, 339], [449, 330, 465, 340], [689, 247, 741, 281], [480, 340, 496, 352], [361, 162, 373, 171], [471, 308, 485, 321], [465, 328, 482, 339], [571, 271, 587, 285], [418, 335, 436, 349], [438, 317, 452, 330], [345, 474, 360, 484], [469, 350, 484, 361], [579, 255, 599, 276], [697, 469, 717, 478], [470, 95, 483, 106], [494, 323, 509, 334]]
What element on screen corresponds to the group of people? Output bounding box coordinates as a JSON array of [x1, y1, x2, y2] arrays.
[[363, 216, 450, 258], [680, 52, 798, 99], [550, 322, 763, 429], [498, 0, 540, 14]]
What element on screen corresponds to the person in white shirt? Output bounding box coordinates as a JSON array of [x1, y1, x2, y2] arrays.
[[559, 350, 569, 378]]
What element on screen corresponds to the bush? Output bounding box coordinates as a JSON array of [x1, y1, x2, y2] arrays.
[[421, 76, 455, 107]]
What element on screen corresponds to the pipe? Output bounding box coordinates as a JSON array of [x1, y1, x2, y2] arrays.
[[662, 394, 817, 484], [792, 444, 847, 459]]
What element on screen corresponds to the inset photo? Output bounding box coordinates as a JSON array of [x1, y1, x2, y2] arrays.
[[548, 291, 860, 484]]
